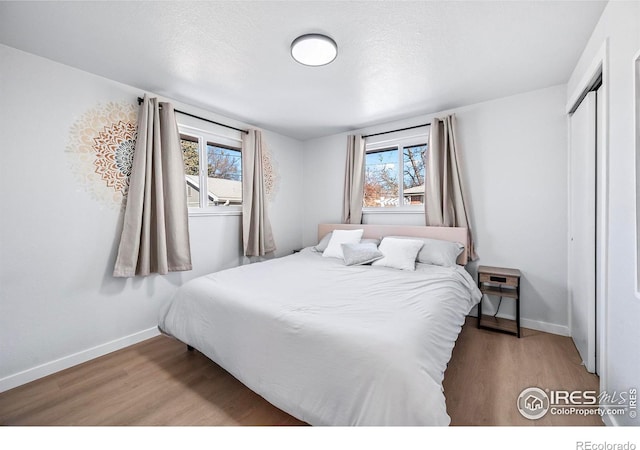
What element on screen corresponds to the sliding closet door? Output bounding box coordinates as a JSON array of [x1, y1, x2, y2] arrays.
[[568, 90, 596, 374]]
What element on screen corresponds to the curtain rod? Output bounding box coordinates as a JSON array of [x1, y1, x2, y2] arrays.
[[362, 123, 430, 139], [137, 97, 249, 135]]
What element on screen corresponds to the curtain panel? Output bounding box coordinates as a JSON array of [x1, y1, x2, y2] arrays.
[[113, 95, 192, 277], [342, 134, 365, 224], [425, 115, 477, 261], [242, 129, 276, 257]]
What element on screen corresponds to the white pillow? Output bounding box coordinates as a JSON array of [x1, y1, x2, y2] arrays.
[[387, 236, 464, 267], [322, 229, 364, 259], [372, 237, 424, 271]]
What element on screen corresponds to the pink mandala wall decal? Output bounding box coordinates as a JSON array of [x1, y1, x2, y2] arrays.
[[262, 144, 279, 201], [93, 120, 137, 193], [66, 102, 138, 209]]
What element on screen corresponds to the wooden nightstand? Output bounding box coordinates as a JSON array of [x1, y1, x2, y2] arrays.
[[477, 265, 522, 338]]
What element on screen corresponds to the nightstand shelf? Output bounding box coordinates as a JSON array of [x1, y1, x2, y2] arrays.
[[477, 265, 522, 338], [479, 285, 519, 299]]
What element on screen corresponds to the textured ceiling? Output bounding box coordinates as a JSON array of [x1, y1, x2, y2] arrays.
[[0, 1, 607, 140]]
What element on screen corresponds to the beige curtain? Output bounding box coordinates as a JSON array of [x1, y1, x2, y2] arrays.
[[342, 134, 365, 224], [242, 129, 276, 257], [113, 95, 192, 277], [425, 115, 477, 261]]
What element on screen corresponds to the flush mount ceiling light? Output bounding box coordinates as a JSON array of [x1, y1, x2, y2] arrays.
[[291, 34, 338, 66]]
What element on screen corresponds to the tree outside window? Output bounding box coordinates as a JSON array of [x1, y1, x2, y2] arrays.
[[364, 144, 426, 207], [180, 133, 242, 208]]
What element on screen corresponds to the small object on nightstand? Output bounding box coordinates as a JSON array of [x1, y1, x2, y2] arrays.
[[477, 265, 522, 338]]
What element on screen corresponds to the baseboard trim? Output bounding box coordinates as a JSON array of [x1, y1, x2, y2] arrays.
[[468, 310, 570, 336], [0, 327, 160, 393], [519, 318, 570, 336]]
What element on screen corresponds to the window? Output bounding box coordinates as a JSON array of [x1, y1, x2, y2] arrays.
[[179, 125, 243, 211], [364, 135, 427, 208]]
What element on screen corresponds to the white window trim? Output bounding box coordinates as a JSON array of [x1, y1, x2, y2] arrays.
[[178, 124, 243, 217], [363, 206, 424, 215], [363, 131, 429, 211], [187, 207, 242, 217]]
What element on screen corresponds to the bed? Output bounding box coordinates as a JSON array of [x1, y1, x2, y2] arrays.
[[158, 224, 481, 426]]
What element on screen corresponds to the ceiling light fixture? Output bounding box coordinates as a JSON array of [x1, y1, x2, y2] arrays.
[[291, 34, 338, 67]]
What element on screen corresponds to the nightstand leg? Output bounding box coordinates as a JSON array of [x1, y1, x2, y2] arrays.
[[477, 278, 482, 329], [516, 284, 521, 338]]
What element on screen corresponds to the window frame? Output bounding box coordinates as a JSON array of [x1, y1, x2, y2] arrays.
[[178, 124, 243, 217], [363, 131, 429, 212]]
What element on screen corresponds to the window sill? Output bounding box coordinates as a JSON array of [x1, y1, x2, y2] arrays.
[[363, 207, 424, 215], [188, 207, 242, 217]]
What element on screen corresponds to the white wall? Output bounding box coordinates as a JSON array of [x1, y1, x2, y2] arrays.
[[261, 130, 304, 255], [303, 85, 570, 335], [0, 45, 303, 391], [567, 1, 640, 427]]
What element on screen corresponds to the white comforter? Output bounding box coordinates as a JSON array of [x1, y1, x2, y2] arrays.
[[158, 248, 481, 426]]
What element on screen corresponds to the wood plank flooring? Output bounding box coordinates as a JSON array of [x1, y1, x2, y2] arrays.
[[443, 318, 602, 426], [0, 318, 602, 426]]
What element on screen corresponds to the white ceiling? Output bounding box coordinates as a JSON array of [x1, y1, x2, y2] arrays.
[[0, 1, 606, 141]]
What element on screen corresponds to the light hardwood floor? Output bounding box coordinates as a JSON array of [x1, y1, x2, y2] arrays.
[[0, 318, 602, 426], [443, 318, 602, 426]]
